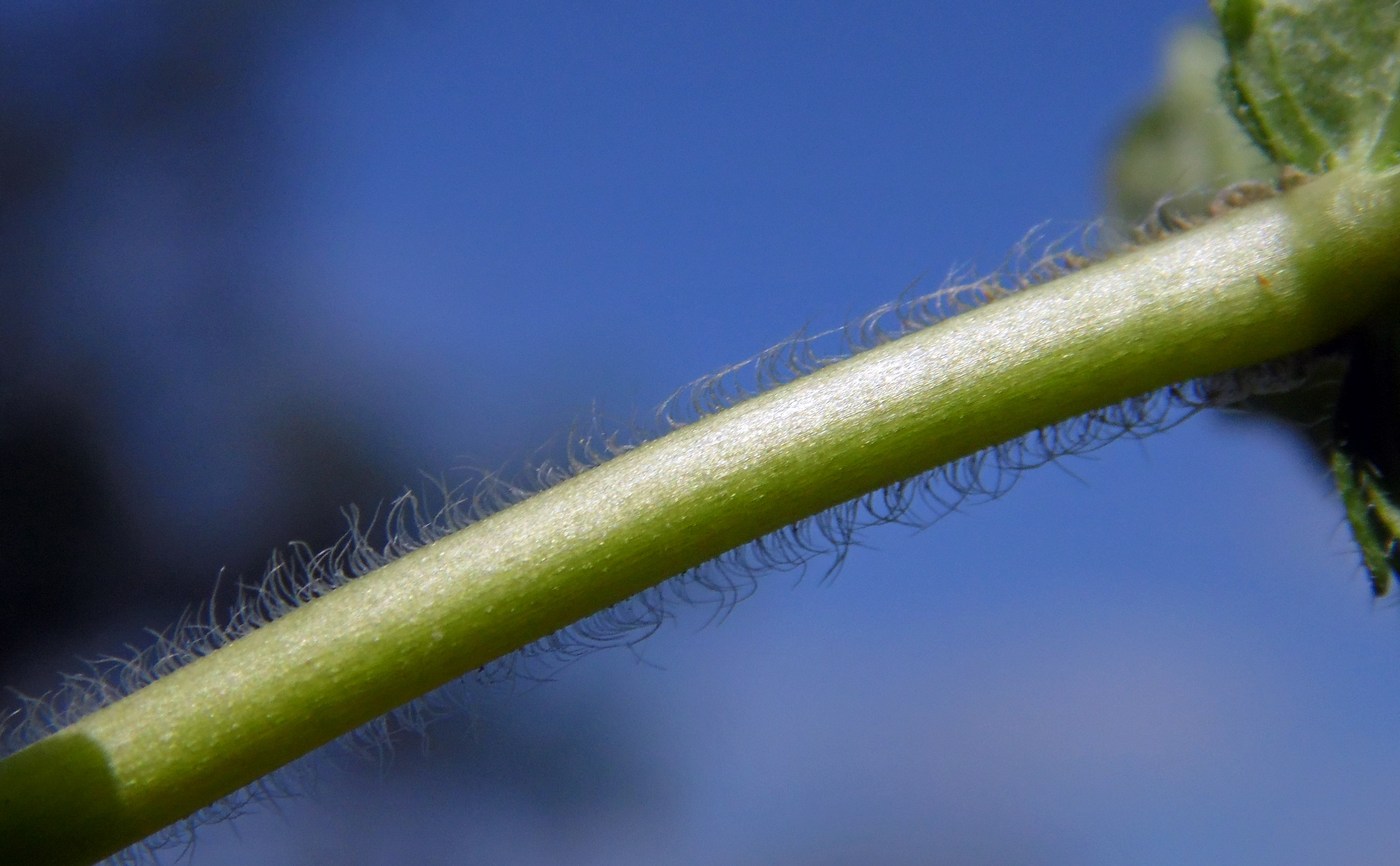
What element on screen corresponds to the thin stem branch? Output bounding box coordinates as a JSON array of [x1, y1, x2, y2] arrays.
[[6, 165, 1400, 866]]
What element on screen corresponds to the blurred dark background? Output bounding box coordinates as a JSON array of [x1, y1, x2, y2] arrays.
[[5, 3, 1400, 865], [2, 0, 347, 696]]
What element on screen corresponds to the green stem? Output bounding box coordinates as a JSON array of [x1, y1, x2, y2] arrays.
[[6, 165, 1400, 866]]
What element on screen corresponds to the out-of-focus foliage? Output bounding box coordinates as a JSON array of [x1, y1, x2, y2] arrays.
[[1107, 26, 1271, 223]]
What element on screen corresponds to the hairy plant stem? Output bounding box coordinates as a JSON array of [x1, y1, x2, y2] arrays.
[[6, 165, 1400, 865]]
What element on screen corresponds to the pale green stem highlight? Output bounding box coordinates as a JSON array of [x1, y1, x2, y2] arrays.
[[5, 165, 1400, 866]]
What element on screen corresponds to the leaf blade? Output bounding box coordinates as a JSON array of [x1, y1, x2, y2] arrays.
[[1213, 0, 1400, 170]]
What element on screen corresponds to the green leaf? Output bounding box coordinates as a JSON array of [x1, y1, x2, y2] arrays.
[[1332, 325, 1400, 597], [1213, 0, 1400, 170], [1331, 449, 1400, 597]]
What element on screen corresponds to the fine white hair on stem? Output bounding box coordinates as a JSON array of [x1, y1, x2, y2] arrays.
[[0, 172, 1334, 864]]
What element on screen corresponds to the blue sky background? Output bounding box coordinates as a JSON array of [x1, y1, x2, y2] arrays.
[[5, 2, 1400, 864]]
